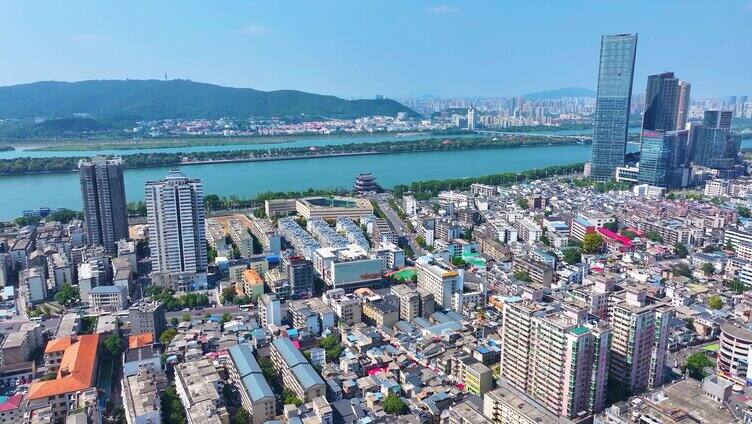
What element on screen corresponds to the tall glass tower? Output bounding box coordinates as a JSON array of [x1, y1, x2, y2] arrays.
[[589, 34, 638, 181], [642, 72, 679, 132]]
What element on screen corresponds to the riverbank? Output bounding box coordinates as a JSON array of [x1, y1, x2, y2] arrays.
[[0, 135, 589, 176], [12, 130, 468, 152]]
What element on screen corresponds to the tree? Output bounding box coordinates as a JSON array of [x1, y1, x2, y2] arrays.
[[619, 229, 637, 240], [602, 220, 619, 232], [415, 235, 427, 248], [702, 262, 715, 276], [283, 388, 303, 406], [54, 283, 80, 306], [161, 386, 187, 424], [562, 248, 582, 265], [181, 313, 192, 322], [515, 198, 529, 209], [451, 256, 467, 267], [539, 233, 551, 246], [170, 317, 179, 327], [159, 328, 178, 344], [221, 287, 236, 304], [319, 334, 343, 361], [581, 233, 604, 254], [707, 295, 724, 310], [646, 230, 663, 242], [104, 333, 123, 358], [232, 408, 251, 424], [727, 279, 751, 294], [382, 393, 408, 415], [672, 263, 692, 278], [682, 352, 713, 380], [513, 270, 532, 282], [673, 242, 688, 258], [739, 206, 751, 218]]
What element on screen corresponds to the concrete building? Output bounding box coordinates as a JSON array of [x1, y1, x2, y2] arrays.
[[248, 218, 281, 254], [270, 337, 326, 402], [259, 294, 282, 327], [322, 289, 362, 326], [717, 324, 752, 384], [227, 344, 276, 424], [79, 157, 128, 254], [499, 298, 611, 418], [146, 170, 207, 292], [361, 298, 399, 328], [88, 285, 128, 312], [512, 256, 554, 287], [607, 288, 673, 393], [122, 370, 162, 424], [314, 245, 383, 292], [174, 359, 229, 424], [416, 256, 462, 310], [128, 300, 166, 340]]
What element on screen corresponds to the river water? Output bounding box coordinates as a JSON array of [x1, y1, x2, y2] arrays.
[[0, 131, 748, 220]]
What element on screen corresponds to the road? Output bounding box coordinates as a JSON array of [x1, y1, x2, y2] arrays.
[[375, 194, 424, 259]]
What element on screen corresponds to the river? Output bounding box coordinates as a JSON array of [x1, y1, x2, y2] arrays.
[[0, 132, 749, 220]]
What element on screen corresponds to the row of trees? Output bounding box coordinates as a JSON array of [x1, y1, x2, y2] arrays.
[[146, 286, 210, 311], [393, 163, 583, 201], [0, 135, 586, 176]]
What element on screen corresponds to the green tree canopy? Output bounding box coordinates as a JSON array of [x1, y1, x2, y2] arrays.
[[562, 248, 582, 265], [104, 333, 123, 357], [673, 242, 688, 258], [383, 393, 408, 415], [707, 295, 724, 310], [159, 328, 178, 344], [581, 233, 604, 254], [682, 352, 713, 380], [54, 283, 80, 306]]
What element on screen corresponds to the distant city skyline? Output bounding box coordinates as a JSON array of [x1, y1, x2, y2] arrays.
[[1, 1, 751, 98]]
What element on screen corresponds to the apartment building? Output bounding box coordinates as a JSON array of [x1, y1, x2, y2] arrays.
[[607, 287, 673, 393], [499, 297, 611, 419], [270, 338, 326, 402], [416, 256, 462, 310], [512, 256, 554, 286], [227, 344, 275, 424], [122, 370, 162, 424], [129, 300, 166, 340], [174, 359, 229, 424], [249, 218, 282, 254], [322, 289, 362, 326], [259, 294, 282, 327]]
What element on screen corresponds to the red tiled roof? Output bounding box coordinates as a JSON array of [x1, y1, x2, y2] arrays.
[[128, 333, 154, 349], [28, 334, 100, 400]]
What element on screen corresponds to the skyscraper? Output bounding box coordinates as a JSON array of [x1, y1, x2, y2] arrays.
[[466, 105, 476, 130], [78, 157, 128, 254], [675, 81, 691, 130], [590, 34, 638, 181], [638, 129, 689, 188], [642, 72, 679, 132], [145, 170, 207, 292], [693, 110, 740, 175], [637, 72, 688, 188]]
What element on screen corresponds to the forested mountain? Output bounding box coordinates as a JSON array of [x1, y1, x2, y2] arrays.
[[0, 79, 417, 120]]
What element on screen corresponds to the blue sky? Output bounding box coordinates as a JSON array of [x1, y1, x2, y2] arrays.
[[1, 1, 750, 98]]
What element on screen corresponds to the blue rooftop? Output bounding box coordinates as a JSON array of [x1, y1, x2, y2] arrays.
[[229, 343, 275, 402]]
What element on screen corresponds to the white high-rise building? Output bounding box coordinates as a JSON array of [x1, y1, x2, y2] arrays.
[[467, 106, 476, 130], [146, 170, 208, 292]]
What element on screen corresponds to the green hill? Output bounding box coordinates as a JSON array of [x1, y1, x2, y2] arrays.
[[0, 79, 418, 120]]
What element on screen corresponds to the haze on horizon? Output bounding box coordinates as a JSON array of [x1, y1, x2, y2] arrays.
[[1, 0, 750, 99]]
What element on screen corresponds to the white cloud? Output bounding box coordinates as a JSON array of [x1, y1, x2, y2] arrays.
[[69, 34, 109, 42], [239, 25, 271, 36], [427, 5, 459, 14]]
